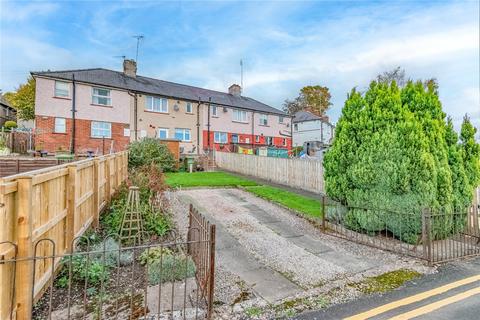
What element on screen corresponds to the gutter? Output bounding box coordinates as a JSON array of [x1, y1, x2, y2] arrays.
[[71, 74, 76, 154], [127, 91, 138, 140]]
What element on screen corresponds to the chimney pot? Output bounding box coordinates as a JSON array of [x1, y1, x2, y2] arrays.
[[228, 84, 242, 96], [123, 59, 137, 78]]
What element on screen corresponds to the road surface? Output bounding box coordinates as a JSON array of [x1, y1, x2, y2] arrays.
[[295, 257, 480, 320]]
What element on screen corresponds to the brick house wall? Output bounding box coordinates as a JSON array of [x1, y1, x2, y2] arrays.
[[35, 116, 129, 154]]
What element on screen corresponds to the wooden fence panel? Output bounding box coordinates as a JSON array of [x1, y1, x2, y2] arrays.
[[214, 151, 324, 194], [0, 151, 128, 319]]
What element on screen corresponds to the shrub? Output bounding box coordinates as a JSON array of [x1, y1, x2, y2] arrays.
[[90, 238, 134, 267], [128, 138, 176, 172], [3, 120, 17, 131], [324, 80, 480, 242]]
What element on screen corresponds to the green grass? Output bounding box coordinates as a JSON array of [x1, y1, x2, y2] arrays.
[[165, 172, 258, 188], [350, 269, 421, 294], [244, 185, 322, 218]]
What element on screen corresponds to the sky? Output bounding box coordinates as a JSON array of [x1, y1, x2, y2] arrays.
[[0, 0, 479, 138]]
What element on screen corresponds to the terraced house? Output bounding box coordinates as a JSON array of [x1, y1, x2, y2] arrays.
[[32, 60, 292, 155]]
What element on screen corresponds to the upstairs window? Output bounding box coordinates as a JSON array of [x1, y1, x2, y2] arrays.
[[186, 102, 193, 113], [211, 105, 218, 117], [214, 132, 228, 144], [55, 81, 69, 97], [92, 87, 111, 106], [233, 109, 247, 122], [146, 96, 168, 113], [91, 121, 111, 138], [175, 128, 191, 141], [294, 123, 298, 131], [279, 116, 284, 123], [54, 118, 66, 133], [259, 114, 268, 126]]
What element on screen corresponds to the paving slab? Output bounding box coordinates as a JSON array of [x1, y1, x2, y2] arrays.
[[317, 251, 379, 273], [243, 203, 281, 223], [262, 221, 304, 238], [289, 235, 333, 255]]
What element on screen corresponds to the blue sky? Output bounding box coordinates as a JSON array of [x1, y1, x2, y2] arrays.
[[0, 0, 478, 137]]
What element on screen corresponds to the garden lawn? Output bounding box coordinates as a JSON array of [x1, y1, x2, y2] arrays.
[[165, 172, 258, 188], [244, 185, 322, 219]]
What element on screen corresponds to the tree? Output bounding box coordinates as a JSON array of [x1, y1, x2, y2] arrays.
[[376, 67, 406, 87], [460, 115, 480, 192], [282, 85, 332, 116], [323, 78, 479, 243], [4, 76, 36, 121]]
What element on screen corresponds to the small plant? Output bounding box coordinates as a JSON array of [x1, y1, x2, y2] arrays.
[[147, 253, 196, 285], [57, 255, 109, 288], [245, 306, 263, 317], [91, 238, 134, 267], [138, 247, 172, 266], [3, 120, 17, 131]]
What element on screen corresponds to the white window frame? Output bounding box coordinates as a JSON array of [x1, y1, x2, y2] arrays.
[[259, 114, 268, 126], [92, 87, 111, 106], [157, 128, 169, 139], [91, 121, 112, 138], [232, 109, 248, 123], [214, 132, 228, 144], [175, 128, 191, 142], [279, 116, 284, 123], [54, 81, 69, 98], [211, 105, 218, 117], [186, 102, 193, 113], [267, 136, 273, 146], [255, 135, 260, 143], [54, 117, 66, 133], [145, 96, 168, 113]]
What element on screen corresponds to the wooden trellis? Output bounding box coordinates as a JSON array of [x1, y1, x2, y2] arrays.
[[119, 186, 144, 244]]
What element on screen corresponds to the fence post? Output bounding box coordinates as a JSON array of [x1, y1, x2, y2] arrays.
[[15, 176, 33, 320], [422, 208, 433, 266], [105, 157, 111, 203], [321, 194, 326, 232], [66, 165, 77, 251], [207, 224, 216, 320], [92, 159, 100, 228]]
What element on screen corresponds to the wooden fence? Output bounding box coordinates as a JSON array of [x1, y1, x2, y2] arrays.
[[214, 151, 324, 194], [0, 158, 72, 178], [0, 151, 128, 319]]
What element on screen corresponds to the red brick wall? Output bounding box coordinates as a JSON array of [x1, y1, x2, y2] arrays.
[[35, 116, 130, 154], [202, 130, 291, 151]]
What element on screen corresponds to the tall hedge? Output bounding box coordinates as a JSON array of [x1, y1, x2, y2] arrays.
[[323, 80, 479, 243], [128, 138, 177, 172]]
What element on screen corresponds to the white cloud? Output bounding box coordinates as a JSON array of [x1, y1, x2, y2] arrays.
[[0, 1, 58, 21]]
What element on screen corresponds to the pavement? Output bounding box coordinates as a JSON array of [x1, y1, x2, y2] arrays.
[[295, 257, 480, 320]]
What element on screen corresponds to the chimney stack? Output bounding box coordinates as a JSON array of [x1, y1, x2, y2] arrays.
[[228, 84, 242, 96], [123, 59, 137, 78]]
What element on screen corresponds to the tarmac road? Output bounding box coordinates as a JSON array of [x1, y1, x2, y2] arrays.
[[295, 257, 480, 320]]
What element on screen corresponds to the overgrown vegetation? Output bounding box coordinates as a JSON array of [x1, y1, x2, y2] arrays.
[[128, 138, 177, 172], [323, 78, 480, 243]]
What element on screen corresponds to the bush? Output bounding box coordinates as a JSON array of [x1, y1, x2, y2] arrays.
[[3, 120, 17, 131], [138, 247, 173, 266], [324, 80, 480, 242], [91, 238, 134, 267], [57, 255, 109, 287], [128, 138, 177, 172]]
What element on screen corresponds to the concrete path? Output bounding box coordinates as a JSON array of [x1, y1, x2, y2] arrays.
[[177, 189, 390, 303], [295, 257, 480, 320]]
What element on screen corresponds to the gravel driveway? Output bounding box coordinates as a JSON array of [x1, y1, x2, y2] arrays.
[[169, 188, 433, 317]]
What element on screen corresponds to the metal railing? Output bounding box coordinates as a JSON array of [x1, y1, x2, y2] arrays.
[[321, 196, 480, 265], [0, 205, 216, 320]]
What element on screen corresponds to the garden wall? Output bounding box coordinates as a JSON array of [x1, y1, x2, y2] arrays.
[[0, 151, 128, 319], [214, 151, 324, 194]]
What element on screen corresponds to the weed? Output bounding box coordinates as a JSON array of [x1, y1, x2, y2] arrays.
[[350, 269, 421, 294], [147, 254, 196, 285], [245, 306, 263, 317]]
